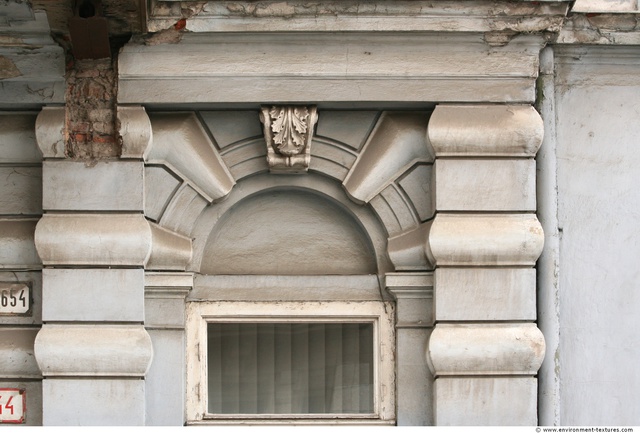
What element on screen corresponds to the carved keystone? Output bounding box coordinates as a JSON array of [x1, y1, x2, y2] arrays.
[[260, 105, 318, 173]]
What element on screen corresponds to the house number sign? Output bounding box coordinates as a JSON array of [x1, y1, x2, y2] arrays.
[[0, 389, 26, 424], [0, 283, 30, 315]]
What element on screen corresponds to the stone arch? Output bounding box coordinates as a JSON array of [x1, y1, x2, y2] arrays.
[[190, 172, 392, 275]]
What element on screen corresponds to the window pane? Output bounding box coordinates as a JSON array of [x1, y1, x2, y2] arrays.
[[207, 322, 374, 415]]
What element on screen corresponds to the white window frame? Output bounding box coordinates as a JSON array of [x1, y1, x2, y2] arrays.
[[185, 300, 396, 425]]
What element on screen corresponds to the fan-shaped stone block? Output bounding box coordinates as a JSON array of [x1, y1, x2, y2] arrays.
[[343, 112, 433, 204], [118, 106, 152, 159], [148, 112, 235, 202], [147, 223, 192, 271]]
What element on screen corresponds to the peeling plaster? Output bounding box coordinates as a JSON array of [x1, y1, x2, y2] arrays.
[[0, 55, 22, 79]]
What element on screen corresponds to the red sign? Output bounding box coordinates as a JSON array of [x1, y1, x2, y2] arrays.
[[0, 389, 25, 424]]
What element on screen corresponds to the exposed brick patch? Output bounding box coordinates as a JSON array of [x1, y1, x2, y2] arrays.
[[66, 58, 121, 159]]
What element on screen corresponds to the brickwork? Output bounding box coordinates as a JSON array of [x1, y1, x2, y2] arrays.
[[65, 58, 120, 159]]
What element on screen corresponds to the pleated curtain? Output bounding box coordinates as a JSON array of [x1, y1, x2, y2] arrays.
[[207, 322, 374, 414]]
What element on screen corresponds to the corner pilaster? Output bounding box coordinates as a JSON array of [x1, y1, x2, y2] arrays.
[[426, 105, 546, 425], [33, 107, 153, 425]]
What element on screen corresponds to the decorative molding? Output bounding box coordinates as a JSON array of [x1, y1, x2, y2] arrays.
[[260, 105, 318, 173], [387, 222, 435, 271], [427, 324, 546, 376], [147, 222, 193, 271], [118, 33, 546, 104], [34, 324, 153, 377], [34, 214, 152, 267], [118, 106, 152, 159], [427, 105, 544, 157], [426, 214, 544, 267]]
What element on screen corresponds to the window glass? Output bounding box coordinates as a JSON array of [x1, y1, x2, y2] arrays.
[[207, 322, 374, 415]]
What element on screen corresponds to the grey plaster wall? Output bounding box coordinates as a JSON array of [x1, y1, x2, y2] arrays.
[[551, 46, 640, 425]]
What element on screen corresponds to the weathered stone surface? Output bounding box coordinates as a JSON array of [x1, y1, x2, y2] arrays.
[[200, 111, 263, 149], [434, 377, 537, 425], [397, 328, 434, 426], [34, 325, 152, 377], [145, 329, 186, 425], [148, 112, 235, 203], [144, 165, 181, 222], [43, 161, 144, 211], [343, 112, 432, 204], [0, 327, 41, 378], [119, 33, 545, 104], [118, 106, 152, 159], [159, 184, 208, 237], [427, 105, 544, 157], [42, 379, 144, 425], [427, 214, 544, 266], [435, 268, 536, 321], [398, 164, 434, 222], [0, 166, 42, 215], [147, 223, 193, 271], [388, 223, 434, 271], [310, 138, 358, 181], [427, 324, 545, 376], [34, 214, 152, 266], [434, 159, 536, 211], [0, 112, 41, 163], [42, 269, 144, 322], [35, 107, 65, 159], [386, 273, 434, 327], [145, 272, 192, 329], [316, 111, 379, 151], [0, 218, 40, 269]]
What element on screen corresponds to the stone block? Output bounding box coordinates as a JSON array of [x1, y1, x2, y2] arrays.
[[34, 214, 152, 266], [397, 328, 434, 426], [434, 377, 537, 425], [427, 105, 543, 157], [0, 271, 42, 325], [0, 327, 41, 378], [34, 324, 152, 377], [427, 214, 544, 266], [159, 184, 208, 237], [434, 159, 536, 211], [147, 223, 193, 271], [435, 268, 536, 321], [0, 113, 41, 163], [315, 111, 379, 151], [0, 166, 42, 215], [386, 272, 434, 326], [387, 223, 434, 271], [144, 165, 181, 221], [200, 110, 263, 149], [43, 161, 144, 211], [42, 268, 144, 322], [427, 324, 545, 376], [0, 218, 40, 269], [343, 112, 432, 203], [398, 163, 434, 221], [0, 380, 42, 425], [42, 379, 144, 425], [145, 329, 186, 425]]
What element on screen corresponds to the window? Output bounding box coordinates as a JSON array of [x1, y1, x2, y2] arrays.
[[186, 300, 395, 425]]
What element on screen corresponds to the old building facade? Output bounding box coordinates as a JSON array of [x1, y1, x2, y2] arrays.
[[1, 0, 639, 426]]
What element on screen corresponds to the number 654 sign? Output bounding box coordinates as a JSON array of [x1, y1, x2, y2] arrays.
[[0, 283, 30, 315], [0, 389, 26, 424]]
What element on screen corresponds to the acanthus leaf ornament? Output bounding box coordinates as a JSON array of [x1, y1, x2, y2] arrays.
[[260, 105, 317, 173]]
